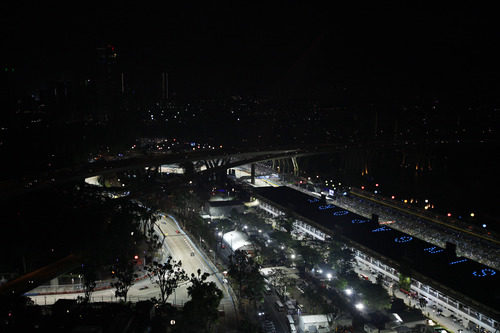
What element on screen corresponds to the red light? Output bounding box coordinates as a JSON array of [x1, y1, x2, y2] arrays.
[[447, 213, 451, 217], [391, 195, 395, 199], [361, 186, 365, 190], [375, 183, 379, 187], [134, 255, 139, 260]]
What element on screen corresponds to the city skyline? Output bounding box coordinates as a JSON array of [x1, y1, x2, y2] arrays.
[[3, 3, 500, 101]]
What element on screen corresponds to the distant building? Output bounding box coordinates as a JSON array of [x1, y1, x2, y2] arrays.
[[0, 66, 17, 123], [93, 44, 122, 120]]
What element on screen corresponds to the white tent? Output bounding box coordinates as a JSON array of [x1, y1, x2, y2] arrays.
[[223, 230, 252, 252]]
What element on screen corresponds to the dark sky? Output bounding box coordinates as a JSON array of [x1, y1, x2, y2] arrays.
[[3, 3, 500, 100]]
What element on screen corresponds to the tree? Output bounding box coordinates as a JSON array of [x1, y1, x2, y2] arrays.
[[111, 258, 137, 302], [228, 250, 264, 302], [0, 294, 37, 331], [271, 230, 295, 248], [355, 279, 391, 311], [182, 269, 223, 332], [81, 262, 97, 303], [146, 256, 188, 304], [328, 240, 354, 275], [296, 244, 322, 270], [228, 250, 248, 300], [243, 264, 266, 305], [277, 216, 294, 233], [399, 274, 411, 292]]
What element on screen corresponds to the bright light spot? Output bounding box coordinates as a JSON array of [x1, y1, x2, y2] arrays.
[[326, 273, 332, 279], [447, 213, 451, 217], [345, 288, 353, 295], [391, 195, 395, 199], [482, 224, 487, 228], [134, 255, 139, 260], [393, 313, 403, 322], [355, 303, 364, 310], [130, 232, 134, 236], [375, 183, 379, 187], [470, 212, 475, 217], [258, 229, 262, 233], [361, 186, 365, 190], [425, 199, 429, 203], [218, 232, 223, 236], [291, 254, 296, 259], [318, 269, 323, 274]]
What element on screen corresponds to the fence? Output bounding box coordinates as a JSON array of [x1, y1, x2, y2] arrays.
[[26, 273, 148, 296], [29, 294, 187, 306]]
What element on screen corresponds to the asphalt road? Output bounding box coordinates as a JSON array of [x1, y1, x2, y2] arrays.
[[263, 292, 290, 333], [156, 215, 238, 327], [28, 214, 237, 329]]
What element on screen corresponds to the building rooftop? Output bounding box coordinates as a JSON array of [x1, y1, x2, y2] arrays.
[[222, 230, 252, 252], [255, 186, 500, 315], [300, 314, 330, 324], [207, 200, 243, 207]]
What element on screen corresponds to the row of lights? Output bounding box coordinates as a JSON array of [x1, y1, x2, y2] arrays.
[[344, 288, 364, 310], [365, 186, 478, 221]]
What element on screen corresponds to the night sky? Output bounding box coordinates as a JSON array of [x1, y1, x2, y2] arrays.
[[3, 3, 500, 100]]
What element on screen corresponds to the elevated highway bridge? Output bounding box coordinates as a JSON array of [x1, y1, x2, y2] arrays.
[[0, 141, 387, 200]]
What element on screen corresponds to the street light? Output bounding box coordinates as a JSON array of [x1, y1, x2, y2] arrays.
[[345, 288, 353, 296], [326, 273, 332, 280], [355, 303, 364, 310], [291, 254, 296, 260]]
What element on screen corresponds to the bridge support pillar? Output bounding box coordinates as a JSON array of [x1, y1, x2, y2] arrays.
[[291, 156, 299, 177], [50, 277, 59, 286], [251, 163, 256, 185]]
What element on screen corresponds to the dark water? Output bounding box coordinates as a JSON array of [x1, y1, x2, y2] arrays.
[[299, 142, 499, 232]]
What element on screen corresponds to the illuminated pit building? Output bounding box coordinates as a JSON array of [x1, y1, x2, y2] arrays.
[[253, 187, 499, 333]]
